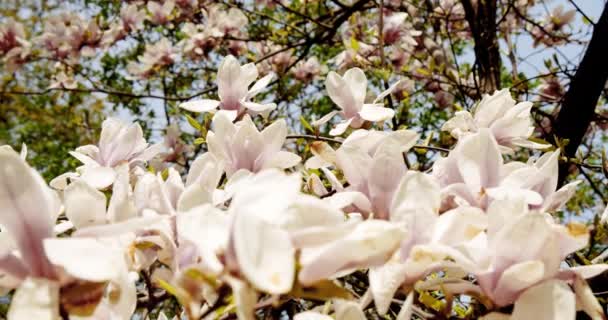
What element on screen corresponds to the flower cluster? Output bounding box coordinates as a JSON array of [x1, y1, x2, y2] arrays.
[[1, 55, 606, 320]]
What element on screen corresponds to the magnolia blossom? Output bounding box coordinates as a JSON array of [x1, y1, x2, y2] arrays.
[[293, 56, 322, 82], [313, 68, 400, 136], [433, 129, 576, 211], [0, 18, 30, 70], [180, 55, 275, 120], [127, 38, 178, 78], [442, 89, 550, 152], [0, 149, 135, 320], [147, 0, 175, 25], [37, 13, 103, 60], [382, 12, 421, 47], [206, 113, 300, 176], [51, 118, 162, 190]]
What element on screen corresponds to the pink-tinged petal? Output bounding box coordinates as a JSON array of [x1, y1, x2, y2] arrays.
[[232, 208, 295, 294], [80, 166, 116, 190], [0, 253, 28, 285], [218, 55, 246, 103], [326, 71, 358, 116], [511, 280, 575, 320], [64, 180, 107, 229], [325, 191, 372, 213], [43, 238, 122, 282], [542, 181, 580, 212], [262, 151, 301, 170], [336, 145, 372, 188], [342, 68, 367, 108], [74, 216, 163, 237], [8, 277, 59, 320], [298, 220, 403, 285], [335, 301, 366, 320], [307, 174, 329, 196], [99, 118, 125, 153], [247, 73, 273, 99], [179, 99, 220, 113], [261, 119, 288, 154], [533, 151, 560, 199], [391, 171, 440, 222], [104, 123, 146, 167], [294, 312, 333, 320], [491, 213, 553, 273], [368, 150, 406, 219], [369, 254, 408, 315], [359, 104, 395, 122], [0, 150, 55, 279], [572, 275, 605, 320], [311, 110, 339, 127], [329, 118, 353, 136], [492, 260, 546, 306], [455, 129, 503, 192], [473, 89, 515, 128]]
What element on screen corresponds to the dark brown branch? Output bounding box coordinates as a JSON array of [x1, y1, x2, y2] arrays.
[[553, 4, 608, 185], [461, 0, 501, 94]]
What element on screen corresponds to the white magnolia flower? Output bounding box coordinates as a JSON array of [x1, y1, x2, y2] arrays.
[[313, 68, 400, 136], [206, 113, 300, 176], [180, 55, 275, 120], [0, 148, 135, 320], [51, 118, 163, 190], [442, 89, 550, 152]]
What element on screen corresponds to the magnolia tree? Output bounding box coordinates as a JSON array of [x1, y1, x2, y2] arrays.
[[2, 0, 608, 319]]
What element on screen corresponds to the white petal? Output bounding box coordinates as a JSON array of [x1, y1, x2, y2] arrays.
[[326, 71, 358, 116], [80, 166, 116, 190], [262, 151, 301, 170], [44, 238, 122, 282], [493, 260, 546, 306], [242, 101, 277, 112], [374, 79, 402, 103], [335, 301, 366, 320], [247, 73, 273, 99], [8, 277, 59, 320], [298, 220, 404, 285], [226, 276, 257, 320], [294, 312, 333, 320], [232, 209, 295, 294], [64, 180, 107, 229], [311, 110, 339, 127], [369, 255, 408, 315], [454, 128, 502, 192], [177, 205, 228, 275], [342, 68, 367, 108], [0, 149, 55, 278], [511, 280, 575, 320], [329, 118, 353, 136], [179, 99, 220, 113], [359, 104, 395, 122]]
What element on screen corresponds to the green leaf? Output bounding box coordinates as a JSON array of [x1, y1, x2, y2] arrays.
[[194, 137, 206, 145], [300, 116, 314, 134], [185, 114, 202, 131]]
